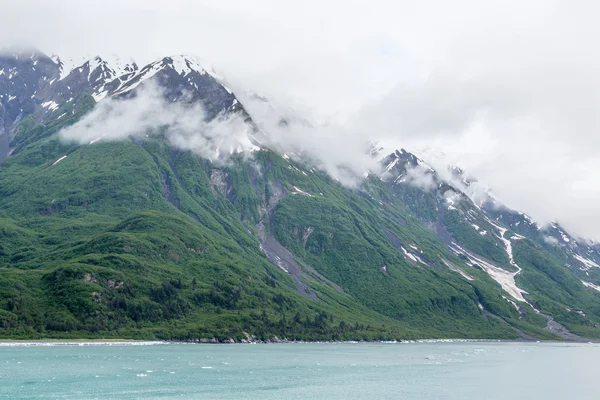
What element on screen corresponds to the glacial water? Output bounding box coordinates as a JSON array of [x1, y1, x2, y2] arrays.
[[0, 341, 598, 399]]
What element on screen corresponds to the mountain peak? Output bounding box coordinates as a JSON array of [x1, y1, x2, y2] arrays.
[[152, 55, 228, 86], [162, 55, 206, 75]]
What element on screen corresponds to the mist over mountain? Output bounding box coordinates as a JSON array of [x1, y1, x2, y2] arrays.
[[3, 0, 600, 241]]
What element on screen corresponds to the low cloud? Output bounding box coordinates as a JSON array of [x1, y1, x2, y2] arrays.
[[443, 189, 462, 208], [401, 164, 437, 191], [60, 83, 254, 162], [5, 0, 600, 239], [60, 83, 379, 186], [543, 236, 560, 246], [244, 101, 379, 186]]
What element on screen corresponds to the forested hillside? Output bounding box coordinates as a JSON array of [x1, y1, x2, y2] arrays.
[[1, 50, 599, 341]]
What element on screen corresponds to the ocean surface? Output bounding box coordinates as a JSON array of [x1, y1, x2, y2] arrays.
[[0, 341, 597, 399]]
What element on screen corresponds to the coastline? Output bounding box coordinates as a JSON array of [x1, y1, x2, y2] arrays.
[[0, 339, 168, 347], [2, 338, 596, 346]]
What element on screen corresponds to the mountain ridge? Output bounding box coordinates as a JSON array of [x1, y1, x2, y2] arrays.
[[1, 49, 599, 341]]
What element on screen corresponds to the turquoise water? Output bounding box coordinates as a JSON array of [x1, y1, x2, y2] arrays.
[[0, 342, 598, 399]]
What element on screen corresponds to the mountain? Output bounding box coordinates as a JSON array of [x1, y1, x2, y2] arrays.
[[1, 49, 599, 342], [448, 166, 600, 287]]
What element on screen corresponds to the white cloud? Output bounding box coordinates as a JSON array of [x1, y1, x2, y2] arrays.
[[60, 83, 254, 161], [543, 236, 560, 246], [401, 164, 437, 191], [59, 83, 378, 186], [4, 0, 600, 239]]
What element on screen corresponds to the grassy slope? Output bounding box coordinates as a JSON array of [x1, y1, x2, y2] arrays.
[[379, 168, 600, 338], [1, 100, 598, 340], [0, 134, 415, 340]]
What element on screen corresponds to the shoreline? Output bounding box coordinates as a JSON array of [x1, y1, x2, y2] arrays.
[[1, 338, 597, 346]]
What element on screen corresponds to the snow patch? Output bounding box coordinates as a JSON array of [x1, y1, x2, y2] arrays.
[[401, 246, 426, 264], [92, 90, 108, 102], [384, 157, 399, 173], [41, 101, 59, 111], [291, 186, 312, 197], [574, 254, 600, 272], [444, 190, 461, 211], [559, 230, 571, 243], [441, 258, 475, 281], [88, 136, 103, 145], [409, 244, 423, 253], [485, 217, 522, 271], [401, 246, 419, 263], [55, 55, 89, 80], [502, 296, 520, 311], [449, 242, 528, 303], [582, 280, 600, 292], [51, 155, 67, 166]]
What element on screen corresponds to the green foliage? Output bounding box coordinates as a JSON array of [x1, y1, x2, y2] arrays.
[[514, 240, 600, 337], [1, 106, 598, 341], [443, 211, 509, 266]]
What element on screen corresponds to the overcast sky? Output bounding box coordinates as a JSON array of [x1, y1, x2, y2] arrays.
[[3, 0, 600, 239]]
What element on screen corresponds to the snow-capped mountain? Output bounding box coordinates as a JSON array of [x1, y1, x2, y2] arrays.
[[0, 50, 59, 133], [0, 50, 250, 162], [380, 147, 600, 288], [3, 49, 599, 268], [448, 165, 600, 277], [2, 48, 600, 288], [2, 48, 600, 341], [110, 55, 243, 119], [2, 51, 241, 116]]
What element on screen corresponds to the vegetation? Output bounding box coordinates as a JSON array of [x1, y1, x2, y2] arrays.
[[0, 97, 599, 342]]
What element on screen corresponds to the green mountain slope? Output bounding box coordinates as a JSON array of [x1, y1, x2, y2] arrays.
[[0, 123, 516, 340], [1, 52, 600, 342]]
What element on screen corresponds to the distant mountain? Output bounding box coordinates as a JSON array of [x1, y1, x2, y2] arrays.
[[448, 164, 600, 283], [0, 49, 599, 342]]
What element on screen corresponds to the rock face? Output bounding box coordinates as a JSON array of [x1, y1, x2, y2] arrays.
[[111, 56, 242, 120], [0, 50, 60, 157]]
